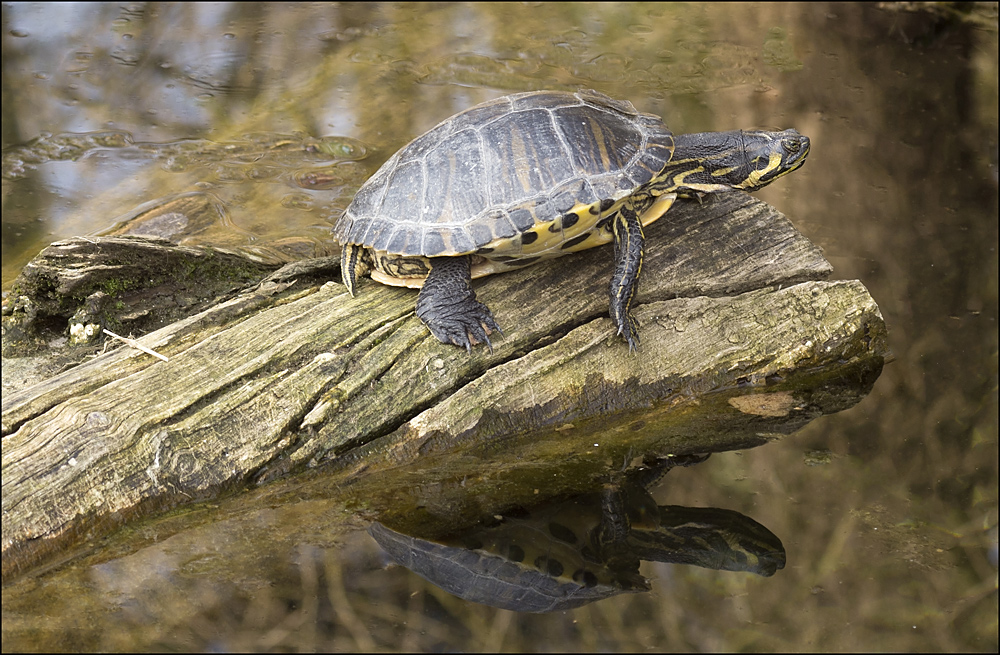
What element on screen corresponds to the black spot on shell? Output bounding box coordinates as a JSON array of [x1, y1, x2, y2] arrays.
[[507, 544, 525, 562], [562, 233, 591, 249], [574, 569, 599, 588], [476, 246, 495, 254], [600, 198, 616, 212], [546, 558, 564, 577], [521, 231, 539, 245], [563, 212, 580, 229], [548, 522, 578, 544]]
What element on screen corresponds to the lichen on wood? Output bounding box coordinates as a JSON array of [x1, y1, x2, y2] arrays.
[[1, 193, 888, 583]]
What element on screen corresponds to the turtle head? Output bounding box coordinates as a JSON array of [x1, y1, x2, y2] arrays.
[[729, 129, 810, 191], [668, 128, 809, 195]]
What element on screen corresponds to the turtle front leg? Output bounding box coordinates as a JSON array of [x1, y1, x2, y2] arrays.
[[416, 256, 501, 352], [609, 203, 645, 351]]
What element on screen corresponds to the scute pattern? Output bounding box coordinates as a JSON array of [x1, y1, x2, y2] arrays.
[[334, 90, 676, 259], [422, 128, 486, 227]]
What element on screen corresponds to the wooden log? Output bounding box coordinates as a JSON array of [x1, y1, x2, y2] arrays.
[[0, 233, 282, 355], [1, 192, 888, 582]]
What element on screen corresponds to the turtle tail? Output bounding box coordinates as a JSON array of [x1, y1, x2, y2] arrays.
[[341, 243, 369, 297]]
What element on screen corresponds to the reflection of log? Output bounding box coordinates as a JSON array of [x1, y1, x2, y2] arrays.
[[1, 192, 889, 582]]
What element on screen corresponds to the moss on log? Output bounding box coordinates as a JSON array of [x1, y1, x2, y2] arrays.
[[1, 192, 888, 582]]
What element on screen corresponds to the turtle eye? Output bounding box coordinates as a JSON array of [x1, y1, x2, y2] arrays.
[[784, 140, 801, 153]]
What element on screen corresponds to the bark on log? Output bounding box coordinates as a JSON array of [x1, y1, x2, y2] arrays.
[[1, 192, 889, 583], [0, 234, 281, 356]]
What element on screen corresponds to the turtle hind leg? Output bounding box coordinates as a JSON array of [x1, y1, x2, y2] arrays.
[[609, 203, 644, 351], [416, 256, 501, 352]]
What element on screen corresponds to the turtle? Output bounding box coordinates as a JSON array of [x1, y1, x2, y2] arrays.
[[368, 494, 649, 613], [335, 89, 810, 351], [369, 456, 785, 613]]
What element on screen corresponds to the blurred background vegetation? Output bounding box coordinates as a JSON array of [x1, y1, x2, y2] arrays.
[[1, 2, 996, 651]]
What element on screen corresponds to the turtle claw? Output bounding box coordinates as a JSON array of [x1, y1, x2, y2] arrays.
[[613, 308, 640, 353], [416, 256, 502, 353], [425, 303, 500, 352]]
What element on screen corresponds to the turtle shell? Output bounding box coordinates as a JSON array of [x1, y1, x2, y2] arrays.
[[368, 494, 648, 613], [368, 458, 786, 612], [333, 90, 675, 272]]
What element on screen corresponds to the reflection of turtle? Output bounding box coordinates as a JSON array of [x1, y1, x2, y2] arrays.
[[335, 89, 809, 350], [369, 456, 785, 612]]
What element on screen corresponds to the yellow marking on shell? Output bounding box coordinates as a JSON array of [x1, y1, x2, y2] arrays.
[[443, 497, 631, 589], [589, 117, 613, 171], [566, 200, 600, 217], [517, 202, 595, 254], [470, 258, 526, 278], [560, 230, 614, 254], [371, 268, 426, 288], [370, 188, 680, 289], [511, 129, 535, 196], [472, 198, 623, 260], [371, 255, 529, 286]]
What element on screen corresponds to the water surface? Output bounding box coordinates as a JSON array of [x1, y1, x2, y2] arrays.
[[1, 3, 996, 652]]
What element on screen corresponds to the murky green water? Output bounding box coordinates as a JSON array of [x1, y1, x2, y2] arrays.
[[2, 2, 997, 652]]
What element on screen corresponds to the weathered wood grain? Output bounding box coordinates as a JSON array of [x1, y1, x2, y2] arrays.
[[1, 192, 887, 582]]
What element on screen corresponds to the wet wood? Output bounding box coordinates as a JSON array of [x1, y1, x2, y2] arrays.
[[1, 192, 888, 582]]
